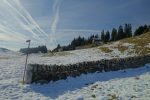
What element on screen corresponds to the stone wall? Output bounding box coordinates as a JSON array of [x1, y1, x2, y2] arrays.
[[25, 54, 150, 84]]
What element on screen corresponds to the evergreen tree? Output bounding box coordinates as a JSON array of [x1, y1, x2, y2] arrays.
[[111, 28, 117, 41], [143, 25, 149, 33], [71, 38, 76, 47], [134, 26, 145, 36], [128, 24, 132, 37], [20, 45, 48, 54], [124, 24, 132, 37], [117, 25, 124, 40], [134, 24, 149, 36], [88, 35, 95, 44], [57, 44, 61, 49], [38, 46, 48, 53], [76, 36, 81, 46], [95, 34, 98, 38], [105, 31, 110, 42], [81, 37, 85, 45], [101, 30, 105, 42]]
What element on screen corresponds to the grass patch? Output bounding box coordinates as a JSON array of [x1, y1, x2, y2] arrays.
[[108, 94, 119, 100], [120, 31, 150, 55], [91, 94, 96, 98], [131, 45, 150, 55], [121, 32, 150, 47], [117, 45, 128, 53], [99, 47, 113, 53], [131, 95, 137, 98]]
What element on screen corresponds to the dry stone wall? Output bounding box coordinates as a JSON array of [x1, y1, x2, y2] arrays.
[[25, 54, 150, 84]]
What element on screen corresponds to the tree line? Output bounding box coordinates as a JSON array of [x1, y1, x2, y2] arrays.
[[19, 24, 149, 53], [20, 45, 47, 54], [53, 24, 150, 52]]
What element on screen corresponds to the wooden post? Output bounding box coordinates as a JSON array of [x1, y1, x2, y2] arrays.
[[23, 40, 31, 83]]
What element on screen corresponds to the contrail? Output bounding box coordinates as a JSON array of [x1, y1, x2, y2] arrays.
[[49, 0, 62, 46], [0, 24, 34, 42], [3, 0, 37, 36], [0, 25, 46, 45], [14, 0, 48, 37], [3, 0, 48, 44], [0, 0, 61, 49], [3, 0, 43, 37], [0, 13, 44, 44], [1, 0, 42, 42]]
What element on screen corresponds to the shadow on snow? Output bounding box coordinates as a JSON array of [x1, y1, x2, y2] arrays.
[[28, 64, 150, 99]]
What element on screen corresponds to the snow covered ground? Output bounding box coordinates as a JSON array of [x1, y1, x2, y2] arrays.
[[0, 51, 150, 100], [28, 43, 136, 65]]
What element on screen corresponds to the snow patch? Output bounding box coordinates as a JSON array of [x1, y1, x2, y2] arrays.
[[145, 43, 150, 48]]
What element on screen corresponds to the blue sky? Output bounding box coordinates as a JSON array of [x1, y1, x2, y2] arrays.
[[0, 0, 150, 51]]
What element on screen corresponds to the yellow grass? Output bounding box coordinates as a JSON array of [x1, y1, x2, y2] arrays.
[[120, 31, 150, 55], [99, 47, 113, 53], [114, 44, 128, 53], [98, 31, 150, 55]]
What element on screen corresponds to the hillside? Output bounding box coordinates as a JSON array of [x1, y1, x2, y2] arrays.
[[98, 31, 150, 56], [36, 31, 150, 65]]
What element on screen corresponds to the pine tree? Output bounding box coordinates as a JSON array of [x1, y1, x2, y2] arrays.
[[101, 30, 105, 42], [105, 31, 110, 42], [88, 35, 94, 44], [134, 26, 145, 36], [117, 25, 124, 40], [124, 24, 132, 37], [111, 28, 117, 41], [128, 24, 132, 37], [57, 44, 61, 49], [143, 25, 149, 33], [134, 24, 149, 36], [95, 34, 98, 38], [77, 36, 82, 46], [81, 37, 85, 45]]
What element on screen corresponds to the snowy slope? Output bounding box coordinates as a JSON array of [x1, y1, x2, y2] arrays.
[[28, 44, 136, 65], [27, 36, 148, 65], [0, 52, 150, 100], [58, 71, 150, 100]]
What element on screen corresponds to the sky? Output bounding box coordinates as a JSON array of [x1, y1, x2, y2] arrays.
[[0, 0, 150, 51]]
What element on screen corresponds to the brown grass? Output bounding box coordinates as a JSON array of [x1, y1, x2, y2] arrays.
[[99, 47, 113, 53], [120, 31, 150, 55], [117, 44, 128, 53], [107, 94, 119, 100], [121, 32, 150, 47]]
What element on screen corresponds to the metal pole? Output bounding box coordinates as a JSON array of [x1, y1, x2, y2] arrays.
[[23, 40, 31, 83]]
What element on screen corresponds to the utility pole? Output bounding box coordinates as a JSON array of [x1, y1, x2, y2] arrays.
[[23, 40, 31, 84]]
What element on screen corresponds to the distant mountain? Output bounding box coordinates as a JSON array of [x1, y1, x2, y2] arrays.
[[0, 47, 11, 52]]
